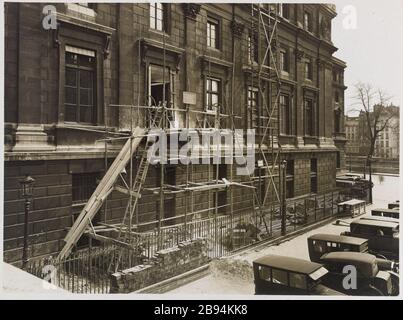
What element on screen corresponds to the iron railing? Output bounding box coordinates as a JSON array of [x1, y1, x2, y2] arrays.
[[26, 190, 343, 293]]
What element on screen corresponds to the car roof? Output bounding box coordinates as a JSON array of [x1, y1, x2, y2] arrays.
[[351, 219, 399, 228], [363, 216, 399, 223], [372, 208, 400, 213], [253, 254, 322, 275], [320, 251, 376, 264], [308, 233, 367, 245]]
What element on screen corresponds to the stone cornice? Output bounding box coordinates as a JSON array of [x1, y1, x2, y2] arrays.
[[231, 20, 245, 37], [56, 12, 115, 35], [182, 3, 201, 20]]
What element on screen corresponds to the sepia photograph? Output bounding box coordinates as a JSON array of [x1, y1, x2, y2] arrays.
[[0, 0, 401, 302]]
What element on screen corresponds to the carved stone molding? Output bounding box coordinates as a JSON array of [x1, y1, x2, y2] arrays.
[[103, 35, 111, 59], [317, 57, 324, 69], [296, 49, 305, 61], [53, 24, 61, 47], [182, 3, 201, 20], [141, 38, 185, 71], [231, 20, 244, 37]]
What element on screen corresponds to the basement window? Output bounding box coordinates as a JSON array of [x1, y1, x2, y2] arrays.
[[286, 160, 294, 198], [310, 159, 317, 193], [72, 172, 99, 205]]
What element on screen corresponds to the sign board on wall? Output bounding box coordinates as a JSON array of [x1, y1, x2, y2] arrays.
[[183, 91, 196, 105]]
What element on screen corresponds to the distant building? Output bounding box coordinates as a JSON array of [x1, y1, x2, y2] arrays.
[[345, 106, 399, 159], [373, 106, 399, 159], [345, 116, 360, 155]]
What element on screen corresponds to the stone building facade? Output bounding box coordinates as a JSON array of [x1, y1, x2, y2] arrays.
[[345, 106, 399, 159], [4, 3, 346, 263]]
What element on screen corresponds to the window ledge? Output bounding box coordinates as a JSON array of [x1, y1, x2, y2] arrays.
[[149, 28, 170, 38], [57, 12, 115, 35]]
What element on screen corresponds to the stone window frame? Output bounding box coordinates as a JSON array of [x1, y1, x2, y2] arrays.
[[57, 31, 106, 126], [279, 3, 291, 20], [304, 10, 313, 33], [64, 47, 96, 124], [304, 56, 313, 81], [303, 91, 318, 137], [247, 86, 259, 129], [280, 47, 290, 74], [149, 2, 170, 34], [205, 76, 221, 113], [279, 93, 292, 136], [206, 15, 221, 50], [247, 29, 258, 64]]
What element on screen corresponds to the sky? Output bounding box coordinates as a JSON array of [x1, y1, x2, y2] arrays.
[[331, 0, 403, 115]]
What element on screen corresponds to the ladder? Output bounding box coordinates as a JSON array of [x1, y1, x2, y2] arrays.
[[58, 107, 165, 261], [110, 109, 164, 271], [58, 126, 146, 260]]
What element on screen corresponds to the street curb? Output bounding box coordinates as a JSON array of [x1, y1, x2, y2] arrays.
[[133, 264, 210, 294]]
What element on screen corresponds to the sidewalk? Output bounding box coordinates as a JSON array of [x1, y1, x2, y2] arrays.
[[1, 263, 69, 296]]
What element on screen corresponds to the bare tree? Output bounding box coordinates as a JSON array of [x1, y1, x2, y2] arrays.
[[352, 82, 396, 160]]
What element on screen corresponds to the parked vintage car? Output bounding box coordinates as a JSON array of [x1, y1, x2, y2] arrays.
[[253, 254, 344, 295], [308, 234, 368, 262], [307, 233, 398, 273], [342, 219, 399, 260], [388, 201, 400, 210], [371, 208, 399, 219], [336, 174, 372, 201], [320, 252, 398, 296]]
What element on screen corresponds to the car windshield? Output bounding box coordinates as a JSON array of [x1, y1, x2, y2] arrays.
[[309, 267, 328, 281]]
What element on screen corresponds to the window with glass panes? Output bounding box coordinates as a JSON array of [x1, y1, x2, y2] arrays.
[[304, 11, 313, 32], [72, 172, 99, 204], [280, 4, 290, 19], [207, 17, 219, 48], [150, 3, 165, 31], [247, 87, 258, 128], [280, 49, 289, 73], [280, 94, 291, 135], [206, 78, 220, 111], [248, 31, 258, 63], [65, 49, 96, 123], [304, 98, 315, 136], [305, 58, 313, 80]]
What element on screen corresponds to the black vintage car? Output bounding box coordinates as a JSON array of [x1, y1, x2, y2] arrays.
[[342, 219, 399, 260], [371, 208, 399, 219], [253, 254, 344, 295], [320, 252, 398, 296], [307, 233, 398, 273], [336, 174, 373, 201]]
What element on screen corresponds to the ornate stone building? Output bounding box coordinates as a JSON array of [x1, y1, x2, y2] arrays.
[[4, 3, 346, 263]]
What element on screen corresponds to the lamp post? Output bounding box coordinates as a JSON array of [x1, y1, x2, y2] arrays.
[[19, 174, 35, 269], [280, 160, 287, 236]]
